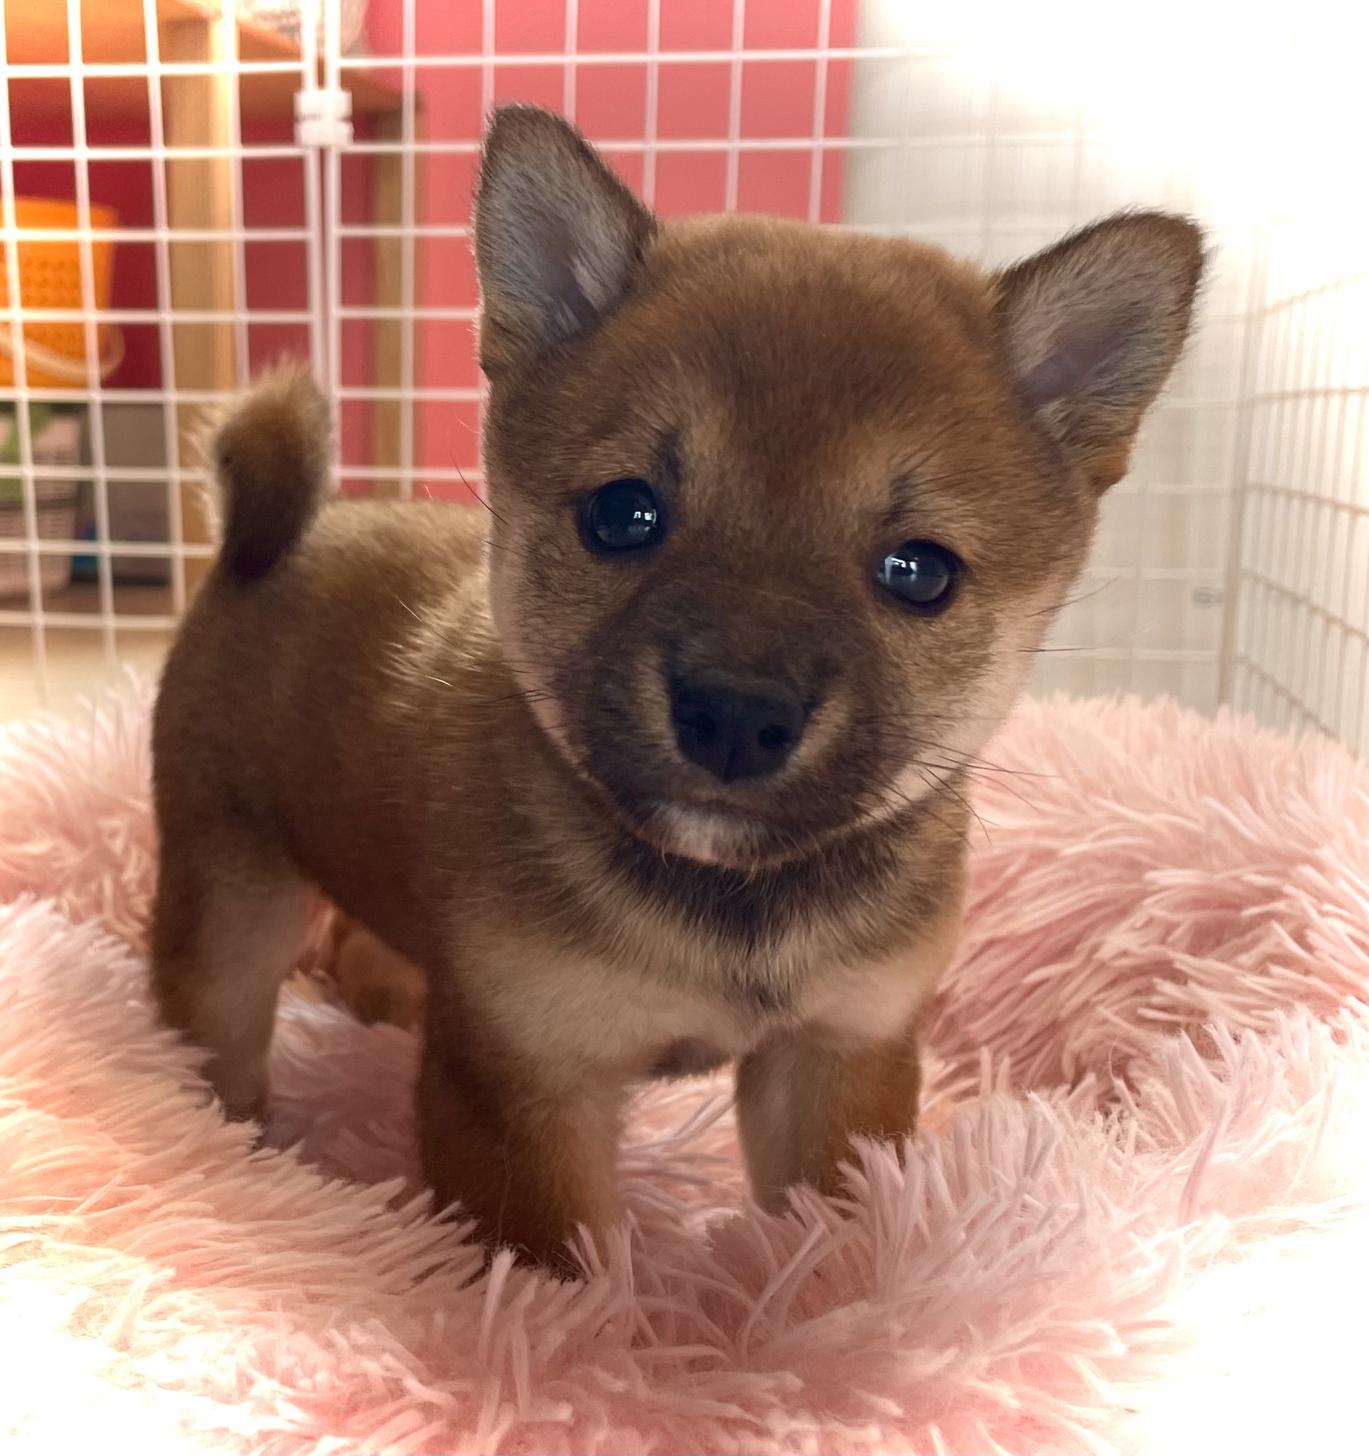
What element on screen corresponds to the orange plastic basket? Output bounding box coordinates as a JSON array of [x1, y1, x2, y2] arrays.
[[0, 198, 122, 388]]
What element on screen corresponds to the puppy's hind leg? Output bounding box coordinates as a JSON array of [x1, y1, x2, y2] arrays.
[[151, 832, 313, 1122]]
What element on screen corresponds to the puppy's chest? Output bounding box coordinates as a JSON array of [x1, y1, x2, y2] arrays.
[[481, 931, 933, 1078]]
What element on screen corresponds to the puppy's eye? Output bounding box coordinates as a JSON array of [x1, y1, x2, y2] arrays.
[[580, 478, 666, 554], [877, 539, 962, 613]]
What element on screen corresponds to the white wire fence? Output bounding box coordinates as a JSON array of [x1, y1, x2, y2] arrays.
[[0, 0, 1365, 756]]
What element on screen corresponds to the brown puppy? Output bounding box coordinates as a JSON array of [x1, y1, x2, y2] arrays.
[[151, 105, 1203, 1270]]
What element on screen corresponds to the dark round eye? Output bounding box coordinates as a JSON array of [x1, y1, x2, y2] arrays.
[[580, 478, 665, 554], [876, 539, 962, 613]]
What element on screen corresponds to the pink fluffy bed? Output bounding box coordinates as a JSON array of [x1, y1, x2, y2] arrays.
[[1, 683, 1366, 1455]]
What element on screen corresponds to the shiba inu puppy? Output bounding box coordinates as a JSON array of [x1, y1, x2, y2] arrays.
[[151, 105, 1202, 1269]]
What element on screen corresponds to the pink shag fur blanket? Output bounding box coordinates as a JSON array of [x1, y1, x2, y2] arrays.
[[1, 682, 1366, 1456]]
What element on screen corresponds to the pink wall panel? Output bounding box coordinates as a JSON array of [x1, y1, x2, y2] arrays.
[[368, 0, 857, 497]]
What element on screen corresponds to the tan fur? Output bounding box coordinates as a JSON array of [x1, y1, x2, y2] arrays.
[[150, 106, 1203, 1269], [327, 913, 426, 1029]]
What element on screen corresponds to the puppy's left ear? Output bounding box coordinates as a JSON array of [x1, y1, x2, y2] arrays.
[[992, 212, 1205, 492], [474, 104, 656, 374]]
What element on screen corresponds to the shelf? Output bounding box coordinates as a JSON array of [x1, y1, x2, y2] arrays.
[[9, 1, 403, 123]]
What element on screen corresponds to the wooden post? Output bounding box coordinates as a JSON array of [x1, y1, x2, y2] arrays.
[[160, 9, 240, 596], [370, 110, 409, 500]]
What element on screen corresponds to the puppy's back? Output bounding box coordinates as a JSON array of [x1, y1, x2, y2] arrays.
[[154, 374, 492, 961]]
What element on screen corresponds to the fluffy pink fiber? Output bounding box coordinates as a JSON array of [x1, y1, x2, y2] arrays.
[[2, 683, 1366, 1456]]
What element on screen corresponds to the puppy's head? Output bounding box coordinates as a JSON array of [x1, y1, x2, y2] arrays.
[[474, 106, 1203, 868]]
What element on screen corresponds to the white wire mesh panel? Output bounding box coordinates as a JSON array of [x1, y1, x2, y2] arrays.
[[0, 0, 1366, 759], [842, 2, 1279, 713], [1227, 38, 1369, 758], [1, 0, 328, 715], [1233, 228, 1368, 753]]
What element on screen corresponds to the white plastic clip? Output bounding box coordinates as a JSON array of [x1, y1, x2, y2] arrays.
[[294, 87, 354, 147]]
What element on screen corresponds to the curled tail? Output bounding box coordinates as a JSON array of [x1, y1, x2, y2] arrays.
[[209, 369, 331, 581]]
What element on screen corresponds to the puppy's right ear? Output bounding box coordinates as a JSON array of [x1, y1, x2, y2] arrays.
[[474, 105, 656, 374]]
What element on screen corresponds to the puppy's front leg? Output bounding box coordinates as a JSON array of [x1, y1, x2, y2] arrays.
[[735, 1025, 924, 1211], [737, 910, 960, 1210], [418, 1032, 624, 1273]]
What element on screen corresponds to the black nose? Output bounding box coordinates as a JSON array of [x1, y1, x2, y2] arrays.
[[670, 673, 807, 783]]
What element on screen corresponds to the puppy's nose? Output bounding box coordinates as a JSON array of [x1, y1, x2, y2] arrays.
[[670, 673, 807, 782]]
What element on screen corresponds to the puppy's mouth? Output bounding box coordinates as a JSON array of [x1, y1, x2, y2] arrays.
[[585, 754, 956, 869], [590, 777, 847, 868], [639, 801, 771, 867]]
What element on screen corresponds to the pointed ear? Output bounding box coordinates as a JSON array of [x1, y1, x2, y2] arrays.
[[992, 212, 1205, 492], [473, 105, 656, 374]]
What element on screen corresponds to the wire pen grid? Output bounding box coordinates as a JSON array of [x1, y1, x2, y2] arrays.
[[0, 0, 1364, 757]]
